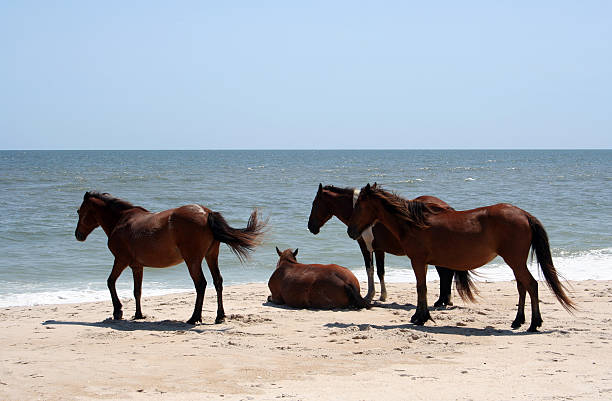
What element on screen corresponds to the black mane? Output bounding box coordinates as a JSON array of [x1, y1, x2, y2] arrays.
[[323, 185, 355, 196], [367, 186, 435, 229], [85, 191, 148, 213]]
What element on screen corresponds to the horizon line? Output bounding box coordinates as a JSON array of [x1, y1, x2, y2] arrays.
[[1, 148, 611, 151]]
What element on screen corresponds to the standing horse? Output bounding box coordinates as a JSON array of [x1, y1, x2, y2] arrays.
[[268, 247, 369, 309], [347, 184, 574, 332], [308, 184, 476, 305], [75, 191, 266, 324]]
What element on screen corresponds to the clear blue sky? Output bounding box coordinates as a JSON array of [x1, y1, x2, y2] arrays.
[[1, 1, 610, 149]]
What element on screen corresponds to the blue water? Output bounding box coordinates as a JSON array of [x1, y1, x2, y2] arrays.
[[1, 150, 611, 307]]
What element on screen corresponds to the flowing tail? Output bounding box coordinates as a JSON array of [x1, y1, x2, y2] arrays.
[[345, 283, 371, 310], [207, 209, 267, 263], [454, 270, 479, 303], [526, 213, 575, 312]]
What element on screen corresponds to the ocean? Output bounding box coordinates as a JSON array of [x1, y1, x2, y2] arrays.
[[1, 150, 610, 307]]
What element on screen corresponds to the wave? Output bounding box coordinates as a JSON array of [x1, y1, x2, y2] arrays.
[[2, 249, 610, 307], [351, 248, 612, 284]]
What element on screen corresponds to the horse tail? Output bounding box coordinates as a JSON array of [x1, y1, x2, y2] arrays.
[[454, 270, 479, 303], [207, 209, 267, 263], [345, 283, 371, 310], [526, 213, 575, 312]]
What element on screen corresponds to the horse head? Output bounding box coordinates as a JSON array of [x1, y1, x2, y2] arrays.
[[75, 191, 101, 241], [275, 247, 298, 267], [307, 183, 334, 235], [347, 183, 379, 240]]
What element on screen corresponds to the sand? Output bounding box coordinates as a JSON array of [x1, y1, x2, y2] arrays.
[[1, 279, 611, 400]]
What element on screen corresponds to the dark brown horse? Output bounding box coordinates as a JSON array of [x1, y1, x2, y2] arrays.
[[347, 184, 574, 332], [308, 184, 476, 305], [75, 191, 266, 324], [268, 247, 369, 309]]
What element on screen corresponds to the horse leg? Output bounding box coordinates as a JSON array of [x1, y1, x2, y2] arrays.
[[511, 280, 526, 328], [410, 261, 433, 325], [358, 239, 375, 302], [185, 257, 207, 325], [107, 259, 128, 320], [433, 266, 454, 307], [374, 250, 387, 301], [205, 242, 226, 324], [131, 265, 145, 319], [510, 264, 542, 332]]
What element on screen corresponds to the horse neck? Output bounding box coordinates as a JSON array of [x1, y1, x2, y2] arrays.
[[91, 203, 125, 237], [372, 198, 409, 240], [325, 191, 354, 225]]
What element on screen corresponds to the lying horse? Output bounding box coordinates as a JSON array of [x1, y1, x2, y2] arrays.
[[308, 184, 476, 305], [347, 183, 574, 332], [75, 191, 266, 324], [268, 247, 369, 309]]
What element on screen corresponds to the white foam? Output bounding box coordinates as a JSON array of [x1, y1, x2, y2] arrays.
[[351, 248, 612, 283], [0, 284, 193, 308]]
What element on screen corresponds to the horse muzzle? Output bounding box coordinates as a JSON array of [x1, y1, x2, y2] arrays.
[[75, 229, 86, 242], [307, 222, 320, 235], [347, 225, 360, 240]]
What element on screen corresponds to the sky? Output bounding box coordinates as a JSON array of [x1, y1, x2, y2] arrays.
[[1, 1, 611, 149]]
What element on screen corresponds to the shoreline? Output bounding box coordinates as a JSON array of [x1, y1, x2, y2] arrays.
[[1, 279, 611, 400]]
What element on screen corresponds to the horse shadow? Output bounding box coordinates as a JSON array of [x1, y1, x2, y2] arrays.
[[42, 318, 231, 333], [323, 320, 553, 336]]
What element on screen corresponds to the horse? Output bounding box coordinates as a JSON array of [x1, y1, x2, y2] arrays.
[[347, 183, 574, 332], [75, 191, 266, 324], [308, 184, 477, 305], [268, 247, 370, 309]]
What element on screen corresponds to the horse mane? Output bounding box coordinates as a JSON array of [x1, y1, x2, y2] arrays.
[[368, 186, 435, 229], [85, 191, 148, 213], [322, 185, 354, 196]]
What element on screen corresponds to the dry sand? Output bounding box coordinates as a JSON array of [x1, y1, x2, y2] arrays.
[[1, 280, 611, 400]]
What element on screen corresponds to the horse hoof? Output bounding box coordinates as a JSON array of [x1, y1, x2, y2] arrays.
[[133, 314, 145, 320], [113, 311, 123, 320], [527, 325, 539, 333], [215, 316, 226, 324], [433, 299, 443, 307], [186, 317, 201, 325], [511, 321, 522, 329]]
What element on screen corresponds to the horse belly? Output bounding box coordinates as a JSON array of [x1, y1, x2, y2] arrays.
[[131, 236, 183, 268], [428, 247, 497, 270]]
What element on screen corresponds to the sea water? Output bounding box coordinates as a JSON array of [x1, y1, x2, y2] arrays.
[[0, 150, 610, 307]]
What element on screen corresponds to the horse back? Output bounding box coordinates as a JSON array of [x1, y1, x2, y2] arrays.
[[418, 203, 532, 268], [110, 204, 213, 268], [413, 195, 454, 211]]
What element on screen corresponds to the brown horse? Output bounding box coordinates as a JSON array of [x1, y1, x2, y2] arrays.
[[268, 247, 369, 309], [308, 184, 477, 305], [75, 191, 266, 324], [347, 184, 574, 332]]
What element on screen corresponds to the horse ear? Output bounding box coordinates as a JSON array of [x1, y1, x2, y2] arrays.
[[293, 248, 299, 258], [364, 183, 371, 192], [276, 246, 282, 256], [373, 182, 378, 188], [318, 183, 323, 194]]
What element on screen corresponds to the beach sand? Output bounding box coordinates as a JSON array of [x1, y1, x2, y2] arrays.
[[1, 280, 610, 400]]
